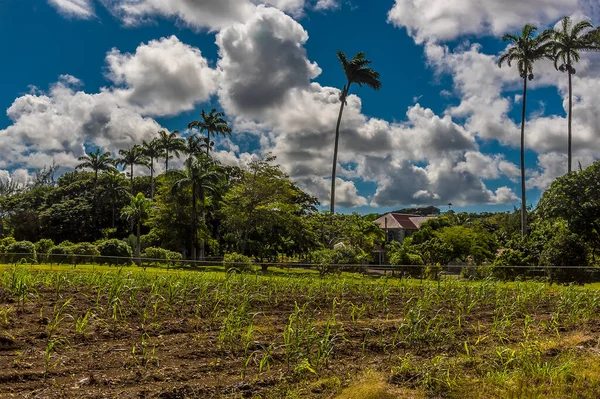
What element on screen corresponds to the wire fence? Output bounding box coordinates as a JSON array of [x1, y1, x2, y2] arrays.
[[1, 252, 599, 276]]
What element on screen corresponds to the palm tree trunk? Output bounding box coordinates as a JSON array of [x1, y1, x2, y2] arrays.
[[207, 130, 211, 157], [567, 66, 573, 173], [150, 158, 155, 201], [191, 184, 197, 261], [330, 84, 349, 215], [199, 190, 206, 261], [520, 77, 528, 238], [135, 221, 141, 265], [129, 164, 135, 231], [130, 164, 134, 196], [165, 150, 169, 171]]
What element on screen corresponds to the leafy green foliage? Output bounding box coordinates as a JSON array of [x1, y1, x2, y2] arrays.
[[71, 242, 100, 265], [49, 245, 73, 264], [223, 253, 254, 272], [35, 239, 54, 263], [7, 241, 36, 263], [97, 239, 132, 265]]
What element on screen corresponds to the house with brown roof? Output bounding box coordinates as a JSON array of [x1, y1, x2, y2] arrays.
[[374, 213, 436, 243]]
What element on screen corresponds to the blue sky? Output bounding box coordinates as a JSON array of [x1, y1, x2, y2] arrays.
[[1, 0, 599, 214]]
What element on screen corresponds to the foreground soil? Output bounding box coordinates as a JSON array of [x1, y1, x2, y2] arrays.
[[1, 268, 600, 398]]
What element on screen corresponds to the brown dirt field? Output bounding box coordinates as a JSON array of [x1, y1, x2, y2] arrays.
[[1, 275, 600, 398]]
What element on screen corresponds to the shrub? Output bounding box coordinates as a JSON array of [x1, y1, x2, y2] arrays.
[[389, 243, 424, 278], [141, 247, 183, 267], [223, 252, 254, 272], [0, 237, 16, 247], [140, 230, 161, 250], [35, 239, 55, 263], [6, 241, 36, 264], [97, 239, 132, 265], [540, 227, 589, 284], [49, 245, 73, 264], [71, 242, 100, 265]]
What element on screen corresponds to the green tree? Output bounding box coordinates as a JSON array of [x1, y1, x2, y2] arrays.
[[550, 17, 600, 173], [100, 169, 129, 228], [221, 156, 307, 256], [158, 130, 185, 171], [171, 156, 223, 261], [76, 148, 115, 190], [141, 138, 164, 201], [188, 108, 232, 156], [537, 161, 600, 253], [331, 51, 381, 215], [498, 24, 553, 237], [117, 145, 149, 195], [121, 193, 153, 264]]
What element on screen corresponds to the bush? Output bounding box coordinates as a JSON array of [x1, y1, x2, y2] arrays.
[[97, 239, 132, 265], [35, 239, 55, 263], [223, 252, 254, 272], [389, 250, 424, 278], [141, 247, 183, 267], [71, 242, 100, 265], [540, 226, 589, 284], [49, 245, 73, 264], [6, 241, 36, 264]]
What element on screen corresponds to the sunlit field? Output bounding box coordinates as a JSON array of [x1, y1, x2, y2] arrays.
[[2, 266, 600, 398]]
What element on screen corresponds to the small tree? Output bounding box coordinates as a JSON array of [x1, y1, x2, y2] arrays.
[[121, 193, 153, 265]]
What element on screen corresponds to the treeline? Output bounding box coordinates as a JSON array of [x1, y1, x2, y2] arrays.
[[0, 135, 385, 266]]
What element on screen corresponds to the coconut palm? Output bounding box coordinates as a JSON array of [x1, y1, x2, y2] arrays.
[[330, 51, 381, 215], [121, 192, 153, 264], [158, 130, 185, 171], [171, 156, 223, 261], [498, 24, 553, 237], [188, 109, 231, 156], [550, 17, 600, 173], [76, 148, 116, 189], [141, 138, 164, 201], [116, 145, 149, 195]]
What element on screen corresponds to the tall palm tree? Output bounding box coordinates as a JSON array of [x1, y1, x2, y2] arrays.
[[158, 130, 185, 171], [171, 156, 222, 261], [498, 24, 553, 237], [76, 148, 116, 237], [76, 148, 116, 189], [101, 169, 128, 228], [188, 109, 232, 156], [116, 145, 149, 195], [330, 51, 381, 215], [550, 17, 600, 173], [142, 138, 164, 201], [121, 192, 153, 264]]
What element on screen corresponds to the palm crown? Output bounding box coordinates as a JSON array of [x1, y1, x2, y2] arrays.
[[142, 139, 164, 172], [338, 51, 382, 96], [76, 148, 115, 180], [188, 108, 231, 155], [117, 146, 149, 173], [551, 17, 600, 74], [498, 24, 553, 80], [158, 130, 186, 170]]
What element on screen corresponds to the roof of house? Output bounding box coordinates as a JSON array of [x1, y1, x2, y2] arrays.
[[374, 213, 436, 230]]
